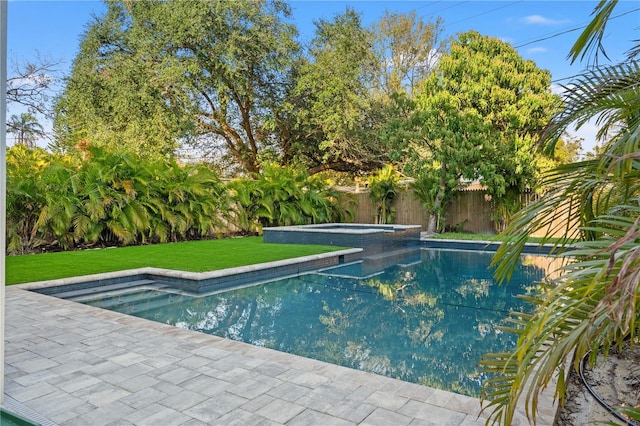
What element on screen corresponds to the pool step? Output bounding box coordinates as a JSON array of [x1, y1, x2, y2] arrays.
[[110, 293, 186, 315], [54, 279, 160, 300], [71, 287, 164, 306], [83, 291, 182, 312]]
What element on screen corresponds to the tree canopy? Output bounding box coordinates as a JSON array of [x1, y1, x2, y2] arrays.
[[52, 3, 459, 176], [386, 31, 558, 233], [370, 11, 446, 98], [55, 0, 300, 167]]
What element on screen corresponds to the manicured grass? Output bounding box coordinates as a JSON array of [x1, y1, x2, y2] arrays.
[[7, 237, 345, 285]]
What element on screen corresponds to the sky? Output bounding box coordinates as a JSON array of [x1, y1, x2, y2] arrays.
[[6, 0, 640, 153]]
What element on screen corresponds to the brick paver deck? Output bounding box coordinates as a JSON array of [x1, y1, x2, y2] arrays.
[[3, 286, 558, 425]]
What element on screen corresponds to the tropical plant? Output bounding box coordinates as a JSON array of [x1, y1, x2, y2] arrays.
[[229, 164, 352, 233], [6, 146, 55, 253], [407, 165, 447, 234], [480, 1, 640, 424], [7, 113, 45, 148], [368, 164, 400, 224], [5, 145, 230, 253]]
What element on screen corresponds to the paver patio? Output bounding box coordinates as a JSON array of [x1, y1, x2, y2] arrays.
[[3, 285, 558, 425]]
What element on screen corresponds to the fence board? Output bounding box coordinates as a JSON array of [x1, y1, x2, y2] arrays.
[[340, 188, 574, 237]]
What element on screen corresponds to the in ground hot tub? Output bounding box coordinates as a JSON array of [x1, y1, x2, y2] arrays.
[[263, 223, 421, 255]]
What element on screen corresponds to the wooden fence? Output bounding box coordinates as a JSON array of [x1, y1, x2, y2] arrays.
[[342, 188, 573, 237]]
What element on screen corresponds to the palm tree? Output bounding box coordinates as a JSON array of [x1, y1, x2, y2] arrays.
[[480, 1, 640, 424], [368, 164, 400, 224], [7, 113, 45, 148]]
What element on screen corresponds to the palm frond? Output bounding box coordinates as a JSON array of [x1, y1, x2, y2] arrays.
[[568, 0, 617, 65]]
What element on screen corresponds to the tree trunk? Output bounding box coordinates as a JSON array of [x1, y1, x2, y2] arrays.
[[426, 183, 445, 234]]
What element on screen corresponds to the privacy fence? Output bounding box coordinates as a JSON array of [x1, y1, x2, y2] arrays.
[[343, 188, 573, 238]]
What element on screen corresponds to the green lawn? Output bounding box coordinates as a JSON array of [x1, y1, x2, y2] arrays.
[[7, 237, 345, 285]]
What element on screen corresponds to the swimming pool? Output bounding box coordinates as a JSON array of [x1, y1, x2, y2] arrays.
[[62, 248, 551, 397]]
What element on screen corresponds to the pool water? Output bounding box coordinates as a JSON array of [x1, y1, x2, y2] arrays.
[[79, 249, 551, 397]]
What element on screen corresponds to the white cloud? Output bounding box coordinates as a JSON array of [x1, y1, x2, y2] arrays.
[[522, 15, 570, 26], [527, 46, 548, 54]]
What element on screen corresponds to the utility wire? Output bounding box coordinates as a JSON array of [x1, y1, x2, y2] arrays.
[[514, 7, 640, 49], [416, 1, 471, 15], [447, 1, 520, 26]]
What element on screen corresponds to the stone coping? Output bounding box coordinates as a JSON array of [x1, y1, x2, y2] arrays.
[[265, 223, 422, 234], [15, 248, 363, 291], [421, 238, 560, 255]]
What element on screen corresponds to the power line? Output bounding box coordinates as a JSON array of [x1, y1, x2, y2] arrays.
[[413, 1, 444, 12], [447, 1, 520, 26], [416, 1, 471, 16], [514, 7, 640, 49]]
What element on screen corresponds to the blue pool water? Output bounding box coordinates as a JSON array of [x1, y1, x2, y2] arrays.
[[78, 249, 551, 397]]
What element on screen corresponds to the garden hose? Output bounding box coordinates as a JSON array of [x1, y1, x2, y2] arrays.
[[579, 351, 639, 426]]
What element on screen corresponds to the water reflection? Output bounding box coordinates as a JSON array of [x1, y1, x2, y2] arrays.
[[88, 249, 554, 397]]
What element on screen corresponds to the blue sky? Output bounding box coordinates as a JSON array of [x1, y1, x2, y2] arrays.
[[6, 0, 640, 152]]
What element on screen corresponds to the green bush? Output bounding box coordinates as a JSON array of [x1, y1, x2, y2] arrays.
[[228, 164, 353, 233], [368, 165, 400, 224], [6, 146, 230, 254]]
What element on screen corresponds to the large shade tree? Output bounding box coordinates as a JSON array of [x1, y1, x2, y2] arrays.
[[292, 8, 384, 174], [386, 31, 558, 233], [55, 0, 300, 169]]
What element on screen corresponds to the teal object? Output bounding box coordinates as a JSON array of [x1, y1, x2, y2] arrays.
[[0, 408, 41, 426]]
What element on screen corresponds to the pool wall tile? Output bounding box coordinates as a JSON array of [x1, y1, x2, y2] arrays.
[[421, 238, 559, 255], [263, 223, 421, 255]]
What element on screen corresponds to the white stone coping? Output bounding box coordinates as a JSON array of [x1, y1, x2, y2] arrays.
[[265, 223, 422, 234], [15, 247, 363, 291], [421, 237, 558, 251]]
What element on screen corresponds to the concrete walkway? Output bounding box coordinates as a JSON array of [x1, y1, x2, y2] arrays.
[[3, 286, 557, 425]]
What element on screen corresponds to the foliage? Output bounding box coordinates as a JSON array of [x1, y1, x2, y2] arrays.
[[6, 145, 70, 253], [294, 8, 384, 174], [53, 1, 187, 158], [367, 164, 400, 224], [54, 4, 458, 176], [6, 145, 230, 254], [386, 31, 557, 234], [7, 113, 46, 148], [480, 2, 640, 423], [228, 164, 353, 233], [535, 133, 583, 176], [54, 0, 299, 168], [385, 81, 488, 233], [370, 11, 446, 97]]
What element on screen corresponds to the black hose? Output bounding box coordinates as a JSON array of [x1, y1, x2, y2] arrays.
[[579, 351, 639, 426]]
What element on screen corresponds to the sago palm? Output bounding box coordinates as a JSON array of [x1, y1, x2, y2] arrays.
[[480, 2, 640, 424]]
